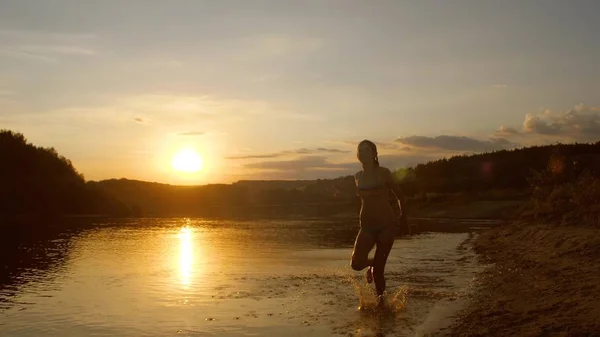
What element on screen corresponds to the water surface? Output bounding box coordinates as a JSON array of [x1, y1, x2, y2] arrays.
[[0, 218, 485, 336]]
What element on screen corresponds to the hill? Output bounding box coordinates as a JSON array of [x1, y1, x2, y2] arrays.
[[0, 130, 132, 220], [4, 127, 599, 220], [395, 142, 600, 196], [91, 141, 600, 218]]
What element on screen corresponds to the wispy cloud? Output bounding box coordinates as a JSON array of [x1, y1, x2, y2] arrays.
[[244, 156, 335, 170], [377, 142, 402, 150], [9, 93, 319, 140], [395, 135, 517, 152], [226, 147, 350, 160], [0, 29, 97, 41], [123, 94, 318, 123], [10, 94, 219, 130], [0, 29, 99, 62], [0, 48, 57, 62], [176, 131, 205, 136], [239, 152, 438, 179], [18, 44, 97, 56], [45, 94, 266, 125], [295, 147, 349, 154], [227, 153, 282, 160], [339, 139, 400, 151]]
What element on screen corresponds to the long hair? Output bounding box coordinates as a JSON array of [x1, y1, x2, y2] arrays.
[[358, 139, 379, 167]]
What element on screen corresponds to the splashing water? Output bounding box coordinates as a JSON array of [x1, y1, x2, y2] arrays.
[[0, 219, 485, 337], [329, 272, 411, 336], [343, 270, 409, 313]]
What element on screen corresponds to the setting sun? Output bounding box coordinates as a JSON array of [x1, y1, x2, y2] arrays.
[[172, 148, 204, 173]]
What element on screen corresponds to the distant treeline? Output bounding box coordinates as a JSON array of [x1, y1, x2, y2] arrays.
[[87, 176, 359, 217], [1, 130, 131, 218], [394, 142, 600, 196], [91, 142, 600, 217], [2, 128, 600, 219]]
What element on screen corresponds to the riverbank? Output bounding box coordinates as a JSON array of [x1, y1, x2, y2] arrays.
[[448, 222, 600, 336]]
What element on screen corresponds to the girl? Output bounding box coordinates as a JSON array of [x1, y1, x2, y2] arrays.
[[351, 140, 407, 305]]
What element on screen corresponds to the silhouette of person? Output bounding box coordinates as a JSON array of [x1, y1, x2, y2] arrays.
[[351, 140, 407, 306]]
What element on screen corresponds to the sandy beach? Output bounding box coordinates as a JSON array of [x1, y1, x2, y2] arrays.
[[449, 222, 600, 336]]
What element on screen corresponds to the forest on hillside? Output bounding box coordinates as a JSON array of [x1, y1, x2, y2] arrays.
[[92, 142, 600, 217], [394, 142, 600, 195], [2, 128, 600, 219], [0, 130, 132, 219]]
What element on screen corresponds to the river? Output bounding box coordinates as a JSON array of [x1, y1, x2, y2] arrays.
[[0, 218, 490, 336]]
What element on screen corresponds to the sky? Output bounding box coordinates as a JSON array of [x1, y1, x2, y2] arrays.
[[1, 0, 599, 184]]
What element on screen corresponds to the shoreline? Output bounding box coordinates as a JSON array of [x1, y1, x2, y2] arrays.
[[447, 222, 600, 336]]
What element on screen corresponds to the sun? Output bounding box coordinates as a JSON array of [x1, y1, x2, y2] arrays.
[[172, 148, 204, 173]]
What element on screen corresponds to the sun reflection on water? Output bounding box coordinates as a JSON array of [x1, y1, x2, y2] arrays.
[[178, 226, 194, 288]]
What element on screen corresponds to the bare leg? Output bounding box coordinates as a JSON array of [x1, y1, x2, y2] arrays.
[[351, 227, 376, 271], [373, 226, 395, 296]]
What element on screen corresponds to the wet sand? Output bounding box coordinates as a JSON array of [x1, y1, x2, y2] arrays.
[[449, 223, 600, 336]]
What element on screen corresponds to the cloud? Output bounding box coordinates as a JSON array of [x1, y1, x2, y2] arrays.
[[0, 48, 57, 62], [7, 92, 321, 148], [176, 131, 205, 136], [243, 156, 339, 171], [226, 147, 350, 160], [492, 84, 508, 88], [495, 126, 522, 137], [227, 153, 282, 160], [37, 94, 271, 125], [521, 104, 600, 141], [523, 113, 562, 135], [125, 94, 224, 118], [375, 141, 401, 150], [295, 147, 349, 154], [117, 94, 321, 123], [18, 44, 96, 56], [0, 29, 97, 41], [395, 135, 517, 152], [339, 140, 399, 150], [0, 30, 99, 62], [239, 152, 438, 180]]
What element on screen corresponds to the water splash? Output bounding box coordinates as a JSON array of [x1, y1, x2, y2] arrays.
[[347, 273, 409, 313], [328, 273, 412, 337]]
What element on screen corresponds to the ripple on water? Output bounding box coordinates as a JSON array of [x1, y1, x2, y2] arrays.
[[0, 219, 484, 337]]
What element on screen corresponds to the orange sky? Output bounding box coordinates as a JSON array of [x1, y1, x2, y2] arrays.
[[1, 1, 599, 184]]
